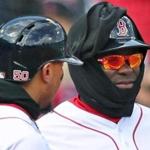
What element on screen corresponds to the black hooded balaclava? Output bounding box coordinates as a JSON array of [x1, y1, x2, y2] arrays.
[[68, 2, 149, 117]]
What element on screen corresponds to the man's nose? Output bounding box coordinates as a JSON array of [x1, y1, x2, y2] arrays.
[[117, 62, 133, 74]]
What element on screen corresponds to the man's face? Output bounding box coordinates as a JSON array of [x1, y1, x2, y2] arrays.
[[99, 53, 142, 89]]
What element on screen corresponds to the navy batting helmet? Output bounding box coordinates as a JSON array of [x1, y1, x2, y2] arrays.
[[100, 16, 150, 55], [0, 16, 83, 82]]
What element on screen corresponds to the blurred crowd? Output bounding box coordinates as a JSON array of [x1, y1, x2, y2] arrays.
[[0, 0, 150, 110]]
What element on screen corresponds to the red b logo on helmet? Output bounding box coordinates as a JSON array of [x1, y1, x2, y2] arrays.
[[117, 19, 128, 36]]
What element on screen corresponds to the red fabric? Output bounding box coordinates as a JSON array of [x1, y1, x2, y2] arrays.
[[70, 96, 120, 123]]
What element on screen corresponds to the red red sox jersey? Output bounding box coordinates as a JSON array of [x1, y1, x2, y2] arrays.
[[37, 100, 150, 150]]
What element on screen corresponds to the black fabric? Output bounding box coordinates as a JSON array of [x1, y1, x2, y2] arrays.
[[68, 2, 146, 117], [0, 79, 40, 120], [67, 2, 126, 60], [69, 59, 144, 117]]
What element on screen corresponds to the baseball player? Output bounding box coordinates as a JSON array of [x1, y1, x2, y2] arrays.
[[0, 16, 82, 149], [37, 2, 150, 150]]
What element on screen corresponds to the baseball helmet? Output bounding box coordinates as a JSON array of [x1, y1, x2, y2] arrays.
[[0, 16, 83, 82], [100, 16, 150, 55]]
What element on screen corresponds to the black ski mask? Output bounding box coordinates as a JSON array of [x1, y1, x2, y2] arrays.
[[67, 2, 150, 117]]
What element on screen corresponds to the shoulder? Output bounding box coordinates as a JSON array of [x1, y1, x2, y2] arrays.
[[133, 103, 150, 120], [0, 120, 49, 149], [10, 133, 50, 150], [37, 100, 79, 123], [1, 133, 50, 150], [0, 107, 39, 135], [0, 106, 44, 149], [37, 100, 80, 130], [134, 103, 150, 112]]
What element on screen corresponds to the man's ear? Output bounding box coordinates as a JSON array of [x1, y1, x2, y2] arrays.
[[40, 63, 53, 83]]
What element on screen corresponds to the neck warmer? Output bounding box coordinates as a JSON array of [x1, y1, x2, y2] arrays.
[[0, 79, 40, 120], [69, 58, 144, 117]]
